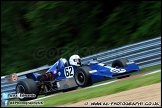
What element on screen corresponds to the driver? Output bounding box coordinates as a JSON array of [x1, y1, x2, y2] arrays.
[[69, 54, 81, 66]]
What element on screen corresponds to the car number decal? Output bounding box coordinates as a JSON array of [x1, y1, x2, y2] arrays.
[[110, 68, 126, 73], [64, 66, 74, 78]]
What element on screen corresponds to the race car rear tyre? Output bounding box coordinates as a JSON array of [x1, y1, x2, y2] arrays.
[[16, 79, 38, 101], [74, 66, 92, 87], [112, 58, 129, 67]]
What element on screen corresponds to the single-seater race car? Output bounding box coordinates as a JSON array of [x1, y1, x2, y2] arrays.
[[5, 55, 140, 101]]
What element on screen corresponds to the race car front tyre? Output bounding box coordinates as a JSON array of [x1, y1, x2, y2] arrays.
[[74, 66, 92, 87], [112, 58, 130, 79], [112, 58, 129, 67], [16, 79, 38, 101]]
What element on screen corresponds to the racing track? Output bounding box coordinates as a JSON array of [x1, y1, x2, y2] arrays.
[[58, 82, 161, 107], [28, 70, 161, 107]]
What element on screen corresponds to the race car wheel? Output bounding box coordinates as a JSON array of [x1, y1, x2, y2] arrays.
[[112, 58, 129, 67], [112, 58, 130, 79], [16, 79, 38, 101], [74, 66, 92, 87]]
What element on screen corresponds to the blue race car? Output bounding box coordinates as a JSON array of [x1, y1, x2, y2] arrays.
[[14, 55, 140, 101]]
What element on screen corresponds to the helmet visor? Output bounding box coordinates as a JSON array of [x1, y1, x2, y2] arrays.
[[74, 59, 81, 65]]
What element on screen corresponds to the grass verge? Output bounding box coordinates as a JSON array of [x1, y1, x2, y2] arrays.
[[7, 64, 161, 107]]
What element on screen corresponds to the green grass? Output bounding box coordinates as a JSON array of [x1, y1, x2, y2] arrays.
[[35, 72, 161, 107], [8, 64, 161, 100], [7, 65, 161, 107], [132, 64, 161, 74]]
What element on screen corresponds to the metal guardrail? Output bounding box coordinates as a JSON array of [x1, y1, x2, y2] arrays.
[[1, 36, 161, 99]]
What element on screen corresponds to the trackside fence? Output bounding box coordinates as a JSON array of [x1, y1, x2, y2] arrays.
[[1, 36, 161, 99]]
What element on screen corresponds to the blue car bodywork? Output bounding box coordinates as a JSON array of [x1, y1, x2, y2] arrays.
[[14, 57, 140, 101], [88, 62, 139, 83], [45, 58, 140, 84]]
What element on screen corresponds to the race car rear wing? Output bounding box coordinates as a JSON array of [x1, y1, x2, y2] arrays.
[[5, 65, 51, 83]]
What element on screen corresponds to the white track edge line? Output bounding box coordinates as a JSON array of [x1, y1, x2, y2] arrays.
[[29, 69, 161, 101]]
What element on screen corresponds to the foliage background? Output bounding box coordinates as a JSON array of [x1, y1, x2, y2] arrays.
[[1, 1, 161, 75]]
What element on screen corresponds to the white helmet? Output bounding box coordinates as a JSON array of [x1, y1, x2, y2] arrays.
[[69, 55, 81, 66]]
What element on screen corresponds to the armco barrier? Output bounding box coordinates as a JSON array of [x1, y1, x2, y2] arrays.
[[1, 36, 161, 99]]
